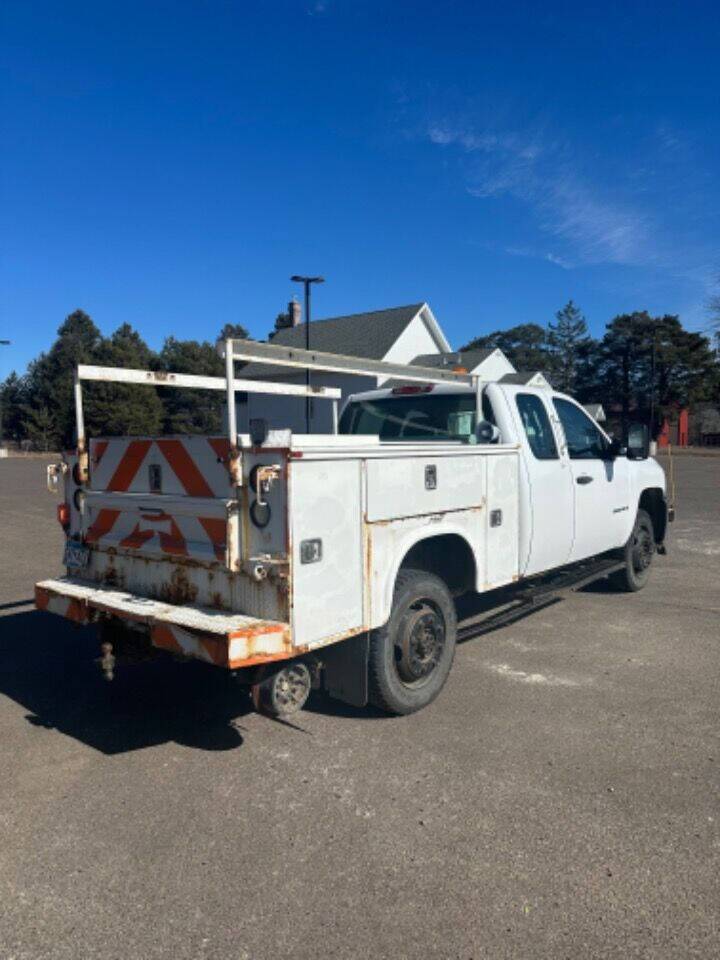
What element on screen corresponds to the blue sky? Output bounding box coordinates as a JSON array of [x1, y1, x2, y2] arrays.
[[2, 0, 719, 378]]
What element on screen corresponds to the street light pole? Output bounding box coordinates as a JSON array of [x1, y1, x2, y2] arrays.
[[649, 327, 657, 442], [290, 275, 324, 432]]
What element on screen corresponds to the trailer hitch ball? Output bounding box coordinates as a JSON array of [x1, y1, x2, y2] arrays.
[[97, 641, 115, 681]]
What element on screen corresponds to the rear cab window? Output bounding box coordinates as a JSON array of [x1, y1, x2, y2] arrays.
[[339, 389, 478, 443], [515, 393, 558, 460]]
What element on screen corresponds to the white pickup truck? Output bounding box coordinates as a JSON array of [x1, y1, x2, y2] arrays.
[[37, 339, 670, 717]]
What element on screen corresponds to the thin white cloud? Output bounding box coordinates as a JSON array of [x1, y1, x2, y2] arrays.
[[544, 175, 650, 266], [544, 252, 573, 270], [434, 124, 650, 268], [503, 246, 574, 270], [423, 115, 720, 330]]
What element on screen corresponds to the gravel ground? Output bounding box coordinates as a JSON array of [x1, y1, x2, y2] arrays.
[[0, 455, 718, 960]]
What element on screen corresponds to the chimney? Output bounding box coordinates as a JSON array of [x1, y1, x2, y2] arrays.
[[289, 298, 302, 327]]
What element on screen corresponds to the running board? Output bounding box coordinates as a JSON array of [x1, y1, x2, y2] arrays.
[[457, 556, 625, 642]]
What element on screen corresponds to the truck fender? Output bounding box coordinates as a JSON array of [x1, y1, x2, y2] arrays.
[[369, 520, 481, 630]]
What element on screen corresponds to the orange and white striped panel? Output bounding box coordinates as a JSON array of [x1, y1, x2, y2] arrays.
[[90, 436, 232, 497], [151, 623, 229, 667], [85, 506, 227, 564], [34, 585, 89, 624], [151, 622, 292, 669]]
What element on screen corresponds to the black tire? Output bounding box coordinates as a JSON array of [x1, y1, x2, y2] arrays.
[[250, 661, 312, 718], [368, 568, 457, 716], [612, 508, 655, 592]]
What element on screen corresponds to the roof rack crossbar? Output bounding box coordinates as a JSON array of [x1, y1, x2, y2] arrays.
[[76, 364, 341, 399], [220, 339, 476, 387], [72, 361, 342, 480]]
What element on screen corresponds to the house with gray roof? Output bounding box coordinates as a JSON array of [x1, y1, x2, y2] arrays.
[[235, 301, 514, 433], [583, 403, 607, 422], [383, 348, 514, 390], [499, 370, 552, 389]]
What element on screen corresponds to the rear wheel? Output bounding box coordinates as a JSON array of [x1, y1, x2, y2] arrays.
[[368, 569, 457, 715], [612, 508, 655, 592]]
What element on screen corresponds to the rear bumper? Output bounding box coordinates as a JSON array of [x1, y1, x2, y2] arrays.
[[35, 577, 293, 669]]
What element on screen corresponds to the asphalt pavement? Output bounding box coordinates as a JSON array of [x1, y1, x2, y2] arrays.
[[0, 454, 718, 959]]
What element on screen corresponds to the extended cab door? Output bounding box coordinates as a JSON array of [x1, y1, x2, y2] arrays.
[[551, 397, 630, 561], [489, 385, 574, 577]]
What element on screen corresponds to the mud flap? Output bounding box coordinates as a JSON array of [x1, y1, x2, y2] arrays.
[[322, 632, 370, 708]]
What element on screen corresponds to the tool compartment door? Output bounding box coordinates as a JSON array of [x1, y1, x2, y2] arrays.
[[365, 453, 485, 522], [289, 459, 363, 647], [484, 452, 520, 587]]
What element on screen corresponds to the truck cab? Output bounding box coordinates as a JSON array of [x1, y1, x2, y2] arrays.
[[340, 379, 668, 578]]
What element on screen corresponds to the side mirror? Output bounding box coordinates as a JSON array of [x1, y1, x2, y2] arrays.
[[476, 420, 500, 444], [604, 437, 626, 460], [626, 422, 649, 460]]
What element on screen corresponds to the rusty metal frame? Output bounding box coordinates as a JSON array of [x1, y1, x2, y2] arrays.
[[220, 338, 477, 386], [76, 363, 342, 398], [73, 358, 343, 482]]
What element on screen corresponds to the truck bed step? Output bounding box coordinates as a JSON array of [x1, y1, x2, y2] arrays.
[[457, 556, 625, 643]]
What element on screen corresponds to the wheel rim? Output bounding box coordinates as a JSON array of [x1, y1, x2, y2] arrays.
[[394, 600, 446, 687], [270, 663, 311, 714], [631, 521, 654, 573]]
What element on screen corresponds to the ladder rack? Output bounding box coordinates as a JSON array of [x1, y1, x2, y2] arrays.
[[220, 338, 477, 387]]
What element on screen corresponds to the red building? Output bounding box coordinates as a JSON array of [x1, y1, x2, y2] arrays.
[[658, 409, 689, 448]]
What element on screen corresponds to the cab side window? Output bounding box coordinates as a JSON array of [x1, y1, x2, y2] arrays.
[[515, 393, 558, 460], [553, 398, 608, 459], [481, 391, 496, 425]]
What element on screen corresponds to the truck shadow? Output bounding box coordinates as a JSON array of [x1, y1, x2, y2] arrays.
[[0, 609, 250, 754]]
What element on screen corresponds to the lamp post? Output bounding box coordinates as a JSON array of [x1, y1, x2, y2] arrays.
[[648, 322, 662, 446], [290, 275, 324, 432], [649, 331, 656, 439]]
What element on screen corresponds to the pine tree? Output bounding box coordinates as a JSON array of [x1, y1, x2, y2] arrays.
[[25, 309, 102, 448], [155, 336, 227, 434], [0, 371, 29, 444], [86, 323, 164, 436], [218, 322, 249, 341], [595, 312, 718, 434], [23, 403, 58, 452], [547, 300, 589, 393], [461, 323, 550, 373], [708, 292, 720, 352]]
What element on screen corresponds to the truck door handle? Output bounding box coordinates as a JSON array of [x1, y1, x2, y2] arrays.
[[576, 475, 593, 485]]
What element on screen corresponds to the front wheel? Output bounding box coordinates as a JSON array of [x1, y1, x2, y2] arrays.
[[368, 569, 457, 715], [612, 508, 655, 592]]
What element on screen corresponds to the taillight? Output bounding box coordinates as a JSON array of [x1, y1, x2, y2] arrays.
[[57, 502, 71, 530]]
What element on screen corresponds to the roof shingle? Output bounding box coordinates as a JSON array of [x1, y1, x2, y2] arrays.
[[239, 304, 425, 379]]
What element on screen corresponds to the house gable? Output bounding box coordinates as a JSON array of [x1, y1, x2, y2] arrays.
[[379, 304, 451, 383], [499, 370, 552, 389], [240, 303, 429, 380]]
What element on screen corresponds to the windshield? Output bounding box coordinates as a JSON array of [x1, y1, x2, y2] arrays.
[[339, 392, 478, 443]]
